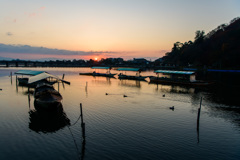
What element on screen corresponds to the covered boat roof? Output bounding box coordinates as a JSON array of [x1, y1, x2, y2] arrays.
[[15, 70, 46, 76], [28, 72, 60, 84], [27, 72, 73, 85], [92, 67, 111, 69], [154, 70, 195, 75], [117, 68, 141, 72]]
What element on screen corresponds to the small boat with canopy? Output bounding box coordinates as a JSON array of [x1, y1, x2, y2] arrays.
[[79, 67, 116, 77], [117, 68, 147, 81], [149, 70, 214, 87], [15, 70, 70, 87]]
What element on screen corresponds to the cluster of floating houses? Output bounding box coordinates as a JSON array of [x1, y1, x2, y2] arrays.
[[13, 67, 214, 111], [80, 67, 214, 87]]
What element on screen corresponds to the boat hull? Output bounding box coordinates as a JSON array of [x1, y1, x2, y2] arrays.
[[34, 84, 63, 111], [79, 72, 116, 77], [118, 75, 147, 81]]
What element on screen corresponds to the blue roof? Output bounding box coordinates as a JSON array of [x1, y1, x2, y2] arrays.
[[92, 67, 111, 69], [154, 70, 194, 75], [117, 68, 141, 71], [15, 70, 46, 76]]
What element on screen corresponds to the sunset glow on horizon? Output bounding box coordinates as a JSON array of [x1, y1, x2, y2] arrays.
[[1, 0, 240, 60]]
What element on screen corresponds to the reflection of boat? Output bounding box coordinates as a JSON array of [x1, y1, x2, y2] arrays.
[[117, 68, 147, 81], [79, 67, 116, 77], [34, 83, 62, 111], [118, 79, 143, 88], [149, 70, 215, 87], [29, 103, 70, 133]]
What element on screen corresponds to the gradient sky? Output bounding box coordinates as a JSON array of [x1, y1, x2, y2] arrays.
[[0, 0, 240, 60]]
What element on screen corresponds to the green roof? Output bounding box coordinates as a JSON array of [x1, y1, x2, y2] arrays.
[[117, 68, 141, 71], [15, 70, 46, 76], [92, 67, 111, 69], [154, 70, 194, 75]]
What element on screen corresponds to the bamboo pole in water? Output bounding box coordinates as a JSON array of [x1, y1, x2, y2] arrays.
[[197, 97, 202, 131], [80, 103, 86, 140], [10, 72, 12, 84]]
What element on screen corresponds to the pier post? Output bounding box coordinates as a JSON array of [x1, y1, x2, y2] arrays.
[[80, 103, 84, 123], [85, 82, 88, 92], [10, 72, 12, 84], [197, 97, 202, 131], [80, 103, 86, 140]]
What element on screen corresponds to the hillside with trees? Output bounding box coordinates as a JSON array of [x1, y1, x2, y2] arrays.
[[162, 17, 240, 69]]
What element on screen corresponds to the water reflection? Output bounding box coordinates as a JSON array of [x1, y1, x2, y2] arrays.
[[118, 79, 146, 88], [29, 103, 70, 133], [204, 86, 240, 106], [91, 77, 113, 85], [152, 83, 196, 94]]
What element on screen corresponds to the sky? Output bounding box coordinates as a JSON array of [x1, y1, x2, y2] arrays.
[[0, 0, 240, 61]]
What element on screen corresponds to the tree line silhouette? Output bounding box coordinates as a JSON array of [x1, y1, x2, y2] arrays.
[[162, 17, 240, 69]]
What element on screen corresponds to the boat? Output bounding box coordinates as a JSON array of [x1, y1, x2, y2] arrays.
[[79, 67, 116, 77], [149, 70, 215, 87], [15, 70, 69, 87], [15, 70, 47, 87], [34, 83, 63, 111], [117, 68, 147, 81]]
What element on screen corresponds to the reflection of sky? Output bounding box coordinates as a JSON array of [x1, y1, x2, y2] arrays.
[[1, 67, 240, 159]]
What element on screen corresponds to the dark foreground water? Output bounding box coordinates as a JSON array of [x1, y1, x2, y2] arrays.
[[0, 67, 240, 160]]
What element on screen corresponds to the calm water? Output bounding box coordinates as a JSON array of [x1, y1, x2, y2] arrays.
[[0, 67, 240, 160]]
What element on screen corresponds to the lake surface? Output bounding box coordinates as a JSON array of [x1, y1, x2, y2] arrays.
[[0, 67, 240, 160]]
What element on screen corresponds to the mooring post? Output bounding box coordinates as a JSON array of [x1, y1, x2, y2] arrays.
[[10, 72, 12, 84], [28, 93, 31, 109], [85, 82, 88, 93], [82, 122, 86, 139], [80, 103, 84, 123], [80, 103, 86, 140], [197, 97, 203, 131]]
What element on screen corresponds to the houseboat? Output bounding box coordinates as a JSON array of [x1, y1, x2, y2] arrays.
[[79, 67, 116, 77], [149, 70, 214, 87], [15, 70, 70, 87], [117, 68, 147, 81]]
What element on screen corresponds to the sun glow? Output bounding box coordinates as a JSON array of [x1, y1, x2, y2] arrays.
[[94, 57, 98, 61]]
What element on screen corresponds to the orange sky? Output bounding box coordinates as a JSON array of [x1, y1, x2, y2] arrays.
[[1, 0, 240, 60]]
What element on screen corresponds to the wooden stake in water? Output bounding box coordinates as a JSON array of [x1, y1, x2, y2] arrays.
[[80, 103, 84, 123], [197, 97, 202, 131], [85, 82, 88, 93], [80, 103, 86, 140], [10, 72, 12, 84]]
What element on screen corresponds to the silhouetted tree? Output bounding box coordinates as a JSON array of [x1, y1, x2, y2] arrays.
[[194, 30, 205, 43]]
